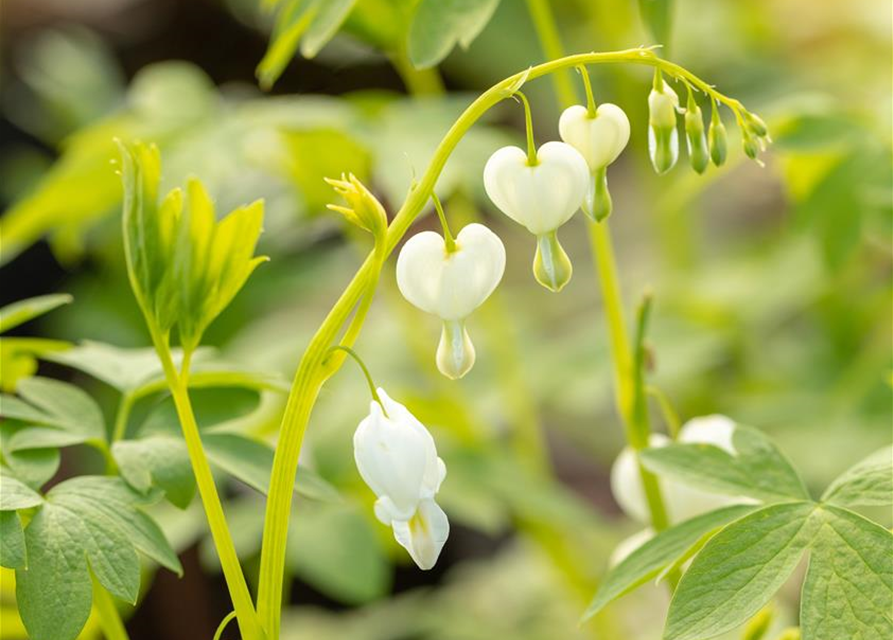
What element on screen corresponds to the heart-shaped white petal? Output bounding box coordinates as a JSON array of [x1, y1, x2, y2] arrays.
[[483, 141, 589, 235], [558, 103, 631, 170], [396, 223, 505, 322]]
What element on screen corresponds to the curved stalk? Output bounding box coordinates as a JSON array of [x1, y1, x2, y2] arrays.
[[255, 47, 757, 638], [91, 575, 130, 640]]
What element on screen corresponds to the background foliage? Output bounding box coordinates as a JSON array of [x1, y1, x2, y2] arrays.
[[0, 0, 890, 638]]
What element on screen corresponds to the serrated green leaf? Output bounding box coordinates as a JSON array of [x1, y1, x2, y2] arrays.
[[801, 506, 893, 640], [584, 504, 757, 620], [664, 502, 819, 640], [641, 425, 809, 503], [1, 377, 105, 445], [0, 511, 26, 569], [112, 436, 195, 509], [286, 502, 390, 604], [821, 446, 893, 507], [407, 0, 500, 69], [0, 294, 72, 334], [0, 473, 44, 510]]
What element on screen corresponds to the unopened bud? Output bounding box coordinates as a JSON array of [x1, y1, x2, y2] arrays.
[[648, 76, 680, 175], [684, 94, 709, 174], [743, 111, 769, 138], [325, 173, 388, 239], [708, 108, 728, 167]]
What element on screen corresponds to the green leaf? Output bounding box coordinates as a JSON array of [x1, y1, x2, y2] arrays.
[[286, 502, 390, 604], [584, 504, 757, 620], [640, 425, 809, 502], [801, 506, 893, 640], [1, 377, 105, 446], [257, 0, 358, 89], [638, 0, 673, 47], [16, 506, 93, 640], [0, 472, 44, 510], [0, 424, 60, 490], [407, 0, 500, 69], [112, 436, 195, 509], [821, 446, 893, 507], [664, 502, 819, 640], [0, 511, 26, 569], [0, 337, 70, 393], [0, 294, 72, 334]]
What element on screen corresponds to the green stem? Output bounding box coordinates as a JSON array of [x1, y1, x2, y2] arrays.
[[431, 192, 457, 252], [111, 392, 135, 443], [391, 51, 446, 96], [578, 65, 598, 116], [91, 575, 130, 640], [255, 47, 751, 638], [515, 91, 539, 165], [213, 611, 238, 640], [327, 346, 384, 409], [148, 328, 263, 640], [525, 0, 578, 107]]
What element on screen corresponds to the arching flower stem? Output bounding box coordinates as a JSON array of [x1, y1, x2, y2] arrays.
[[577, 65, 598, 117], [514, 91, 540, 166], [327, 345, 386, 415], [431, 192, 457, 253]]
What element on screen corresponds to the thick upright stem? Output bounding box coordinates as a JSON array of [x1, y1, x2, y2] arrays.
[[525, 0, 578, 107], [91, 576, 130, 640], [150, 331, 263, 640]]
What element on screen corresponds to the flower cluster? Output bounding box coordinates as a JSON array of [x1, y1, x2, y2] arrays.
[[333, 73, 770, 571]]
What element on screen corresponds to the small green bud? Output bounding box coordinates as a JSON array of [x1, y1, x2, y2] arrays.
[[533, 230, 572, 292], [647, 74, 680, 175], [708, 108, 728, 167], [742, 129, 761, 160], [325, 173, 388, 240], [583, 166, 613, 222], [684, 93, 709, 174], [743, 111, 769, 138]]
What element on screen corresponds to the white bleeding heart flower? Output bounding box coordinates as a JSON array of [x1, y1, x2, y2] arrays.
[[610, 416, 751, 525], [483, 141, 588, 291], [396, 223, 505, 379], [354, 388, 449, 570], [558, 104, 630, 171], [558, 103, 630, 222]]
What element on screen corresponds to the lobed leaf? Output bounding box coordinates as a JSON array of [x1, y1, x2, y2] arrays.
[[821, 446, 893, 508], [664, 502, 819, 640], [0, 426, 60, 490], [0, 294, 72, 334], [0, 511, 26, 569], [0, 472, 44, 510], [407, 0, 501, 69], [584, 504, 757, 620], [640, 425, 809, 503], [801, 506, 893, 640]]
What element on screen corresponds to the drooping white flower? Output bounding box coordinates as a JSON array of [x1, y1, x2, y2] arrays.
[[610, 415, 748, 525], [558, 103, 630, 221], [483, 141, 589, 235], [558, 104, 630, 172], [483, 141, 588, 291], [396, 223, 505, 379], [353, 388, 449, 570]]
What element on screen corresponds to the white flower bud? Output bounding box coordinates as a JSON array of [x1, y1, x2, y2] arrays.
[[354, 388, 449, 570], [483, 141, 589, 236], [396, 223, 505, 379], [558, 103, 631, 171]]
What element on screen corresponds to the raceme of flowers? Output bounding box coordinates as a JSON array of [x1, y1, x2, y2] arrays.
[[333, 77, 770, 570]]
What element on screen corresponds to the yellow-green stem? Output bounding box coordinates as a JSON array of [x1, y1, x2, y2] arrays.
[[91, 575, 130, 640], [149, 329, 263, 640], [111, 392, 135, 443], [392, 51, 446, 96], [256, 47, 751, 638]]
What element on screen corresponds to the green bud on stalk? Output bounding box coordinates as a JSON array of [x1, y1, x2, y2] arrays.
[[743, 111, 769, 138], [684, 90, 709, 174], [742, 128, 761, 160], [708, 102, 728, 167], [647, 71, 679, 175]]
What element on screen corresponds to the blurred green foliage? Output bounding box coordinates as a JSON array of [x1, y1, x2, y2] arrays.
[[0, 0, 890, 638]]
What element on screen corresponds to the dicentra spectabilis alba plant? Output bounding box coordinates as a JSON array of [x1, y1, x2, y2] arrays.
[[483, 92, 588, 292], [10, 28, 887, 640], [396, 197, 505, 379]]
